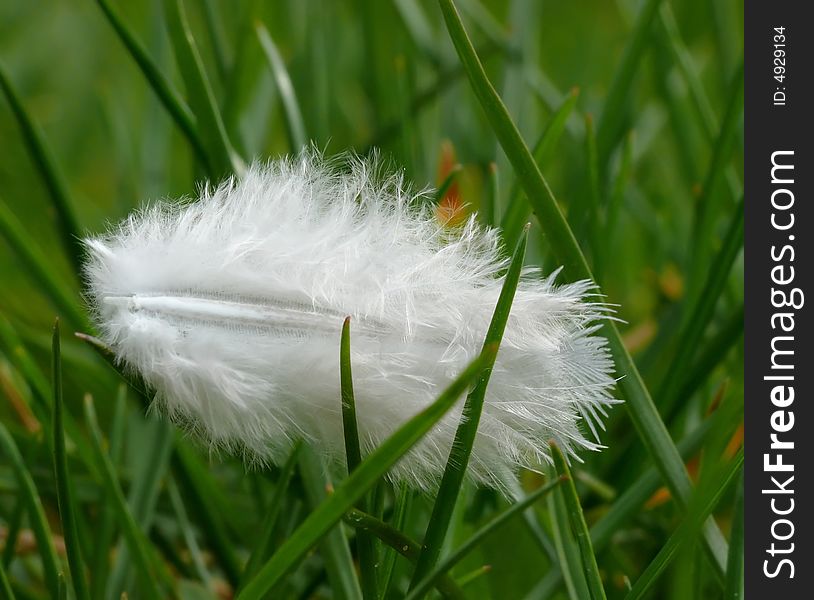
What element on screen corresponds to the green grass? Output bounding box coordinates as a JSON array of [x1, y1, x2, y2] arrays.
[[340, 318, 378, 600], [550, 443, 605, 600], [410, 225, 528, 592], [0, 0, 743, 598], [51, 320, 90, 600], [0, 420, 61, 598], [238, 351, 492, 598]]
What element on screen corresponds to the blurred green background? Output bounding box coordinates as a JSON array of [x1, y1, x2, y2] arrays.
[[0, 0, 743, 599]]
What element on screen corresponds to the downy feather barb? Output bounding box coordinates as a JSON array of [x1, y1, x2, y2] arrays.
[[84, 153, 618, 492]]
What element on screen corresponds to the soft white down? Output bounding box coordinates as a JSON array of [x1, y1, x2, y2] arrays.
[[84, 153, 617, 491]]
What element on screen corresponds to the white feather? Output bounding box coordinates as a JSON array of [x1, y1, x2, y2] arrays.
[[84, 153, 618, 491]]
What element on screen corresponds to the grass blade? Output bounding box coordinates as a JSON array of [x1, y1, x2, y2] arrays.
[[434, 164, 463, 205], [341, 317, 378, 600], [378, 484, 411, 596], [0, 559, 13, 600], [368, 41, 508, 150], [239, 442, 302, 589], [455, 0, 510, 48], [532, 413, 720, 598], [0, 62, 83, 276], [220, 0, 273, 155], [531, 418, 716, 596], [94, 0, 210, 174], [105, 419, 174, 596], [167, 477, 213, 589], [410, 225, 528, 590], [74, 332, 244, 585], [171, 444, 243, 587], [200, 0, 230, 82], [164, 0, 244, 179], [0, 317, 98, 478], [51, 320, 90, 600], [524, 67, 583, 138], [304, 0, 332, 145], [344, 509, 464, 600], [1, 500, 24, 570], [551, 444, 606, 600], [626, 452, 743, 600], [0, 423, 61, 598], [567, 113, 602, 261], [676, 304, 744, 407], [583, 113, 602, 251], [406, 476, 563, 600], [657, 5, 716, 140], [393, 0, 441, 65], [547, 464, 590, 600], [83, 395, 172, 598], [688, 62, 744, 299], [298, 447, 363, 600], [436, 0, 584, 278], [658, 196, 743, 421], [255, 22, 308, 152], [435, 0, 728, 575], [614, 202, 742, 466], [599, 130, 634, 277], [456, 565, 490, 588], [90, 384, 127, 600], [236, 349, 491, 599], [724, 470, 744, 600], [519, 495, 558, 565], [500, 87, 579, 246], [591, 417, 714, 550], [657, 4, 742, 200], [595, 0, 662, 168], [397, 77, 420, 179], [0, 198, 86, 330]]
